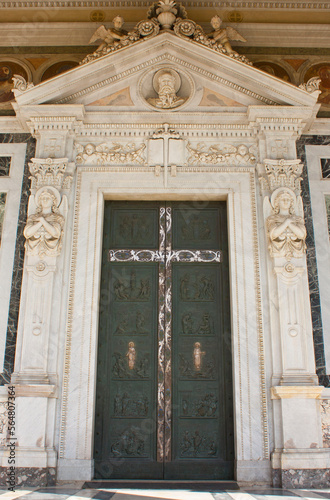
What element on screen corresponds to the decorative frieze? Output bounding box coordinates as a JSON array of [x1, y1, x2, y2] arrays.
[[75, 142, 146, 165], [187, 142, 257, 166]]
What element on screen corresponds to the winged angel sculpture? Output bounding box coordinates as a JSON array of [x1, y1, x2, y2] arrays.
[[88, 16, 128, 54], [83, 1, 250, 65], [206, 16, 246, 55]]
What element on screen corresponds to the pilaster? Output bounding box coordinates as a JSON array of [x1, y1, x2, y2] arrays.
[[258, 156, 330, 487], [5, 156, 76, 480]]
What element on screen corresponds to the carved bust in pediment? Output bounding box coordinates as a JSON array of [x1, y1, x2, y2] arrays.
[[147, 69, 187, 109]]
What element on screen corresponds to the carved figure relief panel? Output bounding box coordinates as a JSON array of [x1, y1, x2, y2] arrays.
[[95, 201, 234, 480]]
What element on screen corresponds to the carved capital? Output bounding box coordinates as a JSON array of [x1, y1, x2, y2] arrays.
[[28, 157, 73, 191], [258, 158, 303, 195]]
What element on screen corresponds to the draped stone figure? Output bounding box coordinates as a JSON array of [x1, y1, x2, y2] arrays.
[[24, 186, 65, 257], [266, 188, 306, 260]]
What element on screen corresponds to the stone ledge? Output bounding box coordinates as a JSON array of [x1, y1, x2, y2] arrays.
[[271, 386, 323, 399]]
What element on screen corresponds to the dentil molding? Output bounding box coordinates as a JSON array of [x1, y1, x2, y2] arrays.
[[1, 1, 328, 9]]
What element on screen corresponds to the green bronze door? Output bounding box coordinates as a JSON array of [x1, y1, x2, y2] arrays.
[[94, 201, 234, 480]]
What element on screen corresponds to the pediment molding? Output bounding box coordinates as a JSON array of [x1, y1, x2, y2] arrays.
[[14, 32, 319, 114], [56, 53, 277, 107]]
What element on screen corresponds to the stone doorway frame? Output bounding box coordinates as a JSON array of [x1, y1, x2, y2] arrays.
[[57, 164, 270, 483]]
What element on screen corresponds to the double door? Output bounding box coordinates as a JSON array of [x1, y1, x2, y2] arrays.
[[94, 201, 234, 480]]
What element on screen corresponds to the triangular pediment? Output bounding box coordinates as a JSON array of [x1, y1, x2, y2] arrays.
[[14, 31, 318, 114]]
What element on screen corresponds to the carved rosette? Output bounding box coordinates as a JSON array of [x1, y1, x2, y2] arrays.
[[260, 159, 307, 262], [24, 158, 74, 258], [173, 18, 197, 38], [136, 18, 160, 38]]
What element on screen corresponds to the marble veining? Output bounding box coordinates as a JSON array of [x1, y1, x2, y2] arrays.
[[0, 134, 36, 385], [321, 158, 330, 179], [0, 467, 55, 487], [281, 468, 330, 489], [297, 135, 330, 388], [325, 194, 330, 235], [0, 157, 11, 177], [321, 399, 330, 448], [0, 193, 6, 246]]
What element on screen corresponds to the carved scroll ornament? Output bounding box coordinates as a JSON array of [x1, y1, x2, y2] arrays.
[[299, 76, 321, 94]]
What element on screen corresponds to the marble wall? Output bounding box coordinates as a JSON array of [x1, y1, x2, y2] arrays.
[[297, 136, 330, 388], [321, 399, 330, 448], [0, 134, 35, 385], [0, 192, 6, 246]]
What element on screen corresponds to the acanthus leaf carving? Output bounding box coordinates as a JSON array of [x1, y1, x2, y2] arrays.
[[28, 157, 73, 191], [259, 158, 303, 194]]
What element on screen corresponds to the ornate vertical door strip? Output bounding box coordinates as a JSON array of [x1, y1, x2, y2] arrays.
[[164, 206, 172, 462], [157, 206, 166, 462]]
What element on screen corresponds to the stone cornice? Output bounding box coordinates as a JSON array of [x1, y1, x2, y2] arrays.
[[1, 1, 329, 9], [271, 386, 323, 399], [1, 23, 330, 48]]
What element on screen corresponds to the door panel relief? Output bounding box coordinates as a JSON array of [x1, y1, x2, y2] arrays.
[[94, 201, 234, 480]]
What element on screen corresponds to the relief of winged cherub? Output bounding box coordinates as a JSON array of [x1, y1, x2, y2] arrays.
[[89, 16, 128, 54], [207, 16, 246, 55]]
